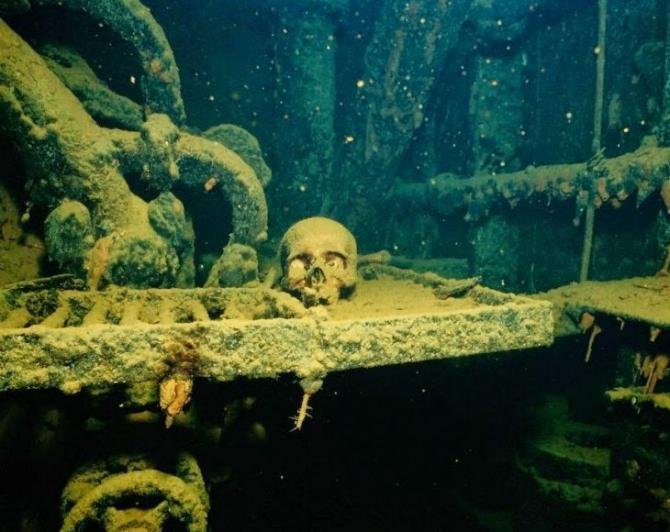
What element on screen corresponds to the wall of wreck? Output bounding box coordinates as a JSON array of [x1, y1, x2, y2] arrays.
[[525, 0, 663, 165], [384, 0, 669, 291], [0, 0, 668, 292], [463, 0, 668, 291]]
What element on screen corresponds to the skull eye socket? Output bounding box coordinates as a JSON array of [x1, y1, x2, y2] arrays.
[[323, 252, 346, 270], [287, 254, 312, 279], [294, 254, 313, 268]]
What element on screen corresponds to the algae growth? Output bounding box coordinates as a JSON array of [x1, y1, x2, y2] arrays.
[[1, 0, 670, 529]]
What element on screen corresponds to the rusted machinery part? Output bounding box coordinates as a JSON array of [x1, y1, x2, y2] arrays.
[[40, 44, 144, 131], [37, 48, 268, 244], [61, 453, 209, 531], [32, 0, 186, 124], [61, 470, 207, 531], [176, 133, 269, 246], [0, 18, 138, 223], [0, 20, 266, 273], [392, 142, 670, 223]]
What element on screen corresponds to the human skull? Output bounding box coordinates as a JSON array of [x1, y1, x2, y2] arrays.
[[279, 216, 357, 306]]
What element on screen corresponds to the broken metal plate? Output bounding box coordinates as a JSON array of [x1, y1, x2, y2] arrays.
[[0, 278, 554, 393], [540, 276, 670, 335]]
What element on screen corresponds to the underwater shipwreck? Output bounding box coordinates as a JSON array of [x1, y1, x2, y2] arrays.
[[1, 0, 670, 529]]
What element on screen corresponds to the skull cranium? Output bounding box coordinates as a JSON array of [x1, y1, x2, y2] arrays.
[[279, 217, 357, 306]]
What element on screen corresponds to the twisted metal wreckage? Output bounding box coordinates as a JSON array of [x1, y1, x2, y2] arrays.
[[0, 0, 669, 529]]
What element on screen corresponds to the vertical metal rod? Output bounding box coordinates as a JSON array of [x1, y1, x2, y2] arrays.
[[660, 0, 670, 145], [580, 0, 607, 282], [591, 0, 607, 157], [579, 204, 596, 282]]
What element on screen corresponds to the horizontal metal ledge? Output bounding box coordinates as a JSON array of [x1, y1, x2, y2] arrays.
[[539, 276, 670, 335], [0, 284, 554, 392]]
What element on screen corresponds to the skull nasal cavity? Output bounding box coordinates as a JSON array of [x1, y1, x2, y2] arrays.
[[307, 266, 325, 286]]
